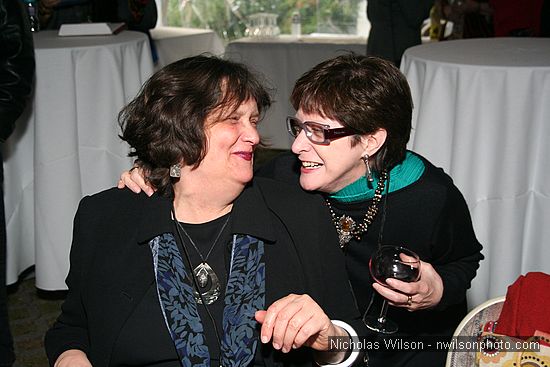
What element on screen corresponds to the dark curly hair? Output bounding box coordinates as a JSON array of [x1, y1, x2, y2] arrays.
[[290, 53, 412, 172], [119, 55, 272, 197]]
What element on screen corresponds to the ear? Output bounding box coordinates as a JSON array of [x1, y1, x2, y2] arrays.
[[360, 129, 387, 157]]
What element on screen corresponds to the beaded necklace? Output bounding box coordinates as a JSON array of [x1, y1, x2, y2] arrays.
[[325, 170, 388, 248]]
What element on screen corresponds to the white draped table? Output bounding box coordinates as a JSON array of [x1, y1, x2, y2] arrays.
[[225, 35, 367, 149], [3, 30, 154, 290], [401, 38, 550, 307], [150, 26, 225, 68]]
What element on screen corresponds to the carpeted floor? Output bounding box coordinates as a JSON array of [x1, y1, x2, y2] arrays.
[[7, 270, 65, 367]]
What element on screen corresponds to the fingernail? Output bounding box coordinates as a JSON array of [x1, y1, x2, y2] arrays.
[[261, 335, 268, 343], [292, 344, 297, 349], [282, 347, 288, 353], [273, 343, 280, 350]]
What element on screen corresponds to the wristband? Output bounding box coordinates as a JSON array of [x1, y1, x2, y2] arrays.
[[316, 320, 360, 366]]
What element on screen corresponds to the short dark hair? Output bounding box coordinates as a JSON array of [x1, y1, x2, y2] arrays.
[[290, 53, 412, 171], [119, 55, 272, 197]]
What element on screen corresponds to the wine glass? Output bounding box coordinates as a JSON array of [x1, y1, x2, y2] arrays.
[[363, 245, 421, 334]]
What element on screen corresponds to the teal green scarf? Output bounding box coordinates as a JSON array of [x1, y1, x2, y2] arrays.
[[329, 152, 425, 203]]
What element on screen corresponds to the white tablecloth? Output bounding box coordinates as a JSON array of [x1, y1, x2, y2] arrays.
[[150, 26, 225, 68], [401, 38, 550, 307], [2, 30, 154, 290], [225, 35, 367, 149]]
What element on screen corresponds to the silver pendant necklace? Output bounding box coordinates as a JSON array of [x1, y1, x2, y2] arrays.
[[175, 215, 230, 305]]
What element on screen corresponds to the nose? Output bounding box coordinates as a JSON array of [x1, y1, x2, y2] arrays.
[[291, 129, 311, 154], [243, 122, 260, 146]]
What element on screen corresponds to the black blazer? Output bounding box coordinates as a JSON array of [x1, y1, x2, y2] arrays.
[[45, 177, 362, 366]]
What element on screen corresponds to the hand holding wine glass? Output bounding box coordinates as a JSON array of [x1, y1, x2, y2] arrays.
[[364, 245, 421, 334], [372, 253, 444, 312]]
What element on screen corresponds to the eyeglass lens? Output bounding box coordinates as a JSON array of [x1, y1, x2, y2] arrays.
[[287, 118, 326, 143]]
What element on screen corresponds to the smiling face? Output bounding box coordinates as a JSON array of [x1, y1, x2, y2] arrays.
[[192, 98, 260, 188], [291, 109, 367, 193]]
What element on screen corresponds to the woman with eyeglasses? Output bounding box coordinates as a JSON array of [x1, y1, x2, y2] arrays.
[[119, 54, 483, 367]]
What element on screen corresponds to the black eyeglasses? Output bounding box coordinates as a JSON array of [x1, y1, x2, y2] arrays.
[[286, 116, 357, 145]]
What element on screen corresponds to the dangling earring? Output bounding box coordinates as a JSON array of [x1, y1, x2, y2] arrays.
[[169, 163, 181, 178], [362, 154, 374, 184]]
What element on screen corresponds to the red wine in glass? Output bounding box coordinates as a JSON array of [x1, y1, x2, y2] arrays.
[[363, 245, 421, 334]]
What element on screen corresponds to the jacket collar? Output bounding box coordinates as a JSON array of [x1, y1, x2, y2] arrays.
[[135, 193, 174, 244], [135, 182, 277, 245], [230, 181, 276, 243]]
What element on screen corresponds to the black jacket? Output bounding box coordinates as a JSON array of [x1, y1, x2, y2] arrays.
[[0, 0, 35, 142], [45, 177, 363, 366]]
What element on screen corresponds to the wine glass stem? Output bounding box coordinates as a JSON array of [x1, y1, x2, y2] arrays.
[[378, 299, 389, 324]]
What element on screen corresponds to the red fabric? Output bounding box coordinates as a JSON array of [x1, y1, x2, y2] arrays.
[[495, 272, 550, 338], [489, 0, 544, 36]]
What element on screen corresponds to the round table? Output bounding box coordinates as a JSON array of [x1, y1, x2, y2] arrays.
[[401, 38, 550, 307], [149, 26, 225, 68], [3, 31, 154, 290]]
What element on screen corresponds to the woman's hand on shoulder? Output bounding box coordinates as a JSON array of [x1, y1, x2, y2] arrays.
[[254, 294, 348, 353], [117, 166, 155, 196], [54, 349, 92, 367], [373, 260, 444, 311]]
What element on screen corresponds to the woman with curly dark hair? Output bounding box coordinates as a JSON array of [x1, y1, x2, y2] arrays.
[[122, 54, 483, 367], [45, 55, 362, 367]]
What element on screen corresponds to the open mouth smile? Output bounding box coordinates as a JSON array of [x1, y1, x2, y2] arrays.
[[301, 161, 323, 169]]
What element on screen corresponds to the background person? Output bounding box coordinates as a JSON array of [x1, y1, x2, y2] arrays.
[[489, 0, 546, 36], [39, 0, 157, 32], [437, 0, 494, 39], [366, 0, 433, 66], [0, 0, 35, 365], [45, 55, 361, 367], [39, 0, 158, 61], [120, 54, 484, 367]]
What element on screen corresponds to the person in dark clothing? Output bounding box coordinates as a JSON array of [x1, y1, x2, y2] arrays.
[[366, 0, 433, 66], [39, 0, 158, 62], [0, 0, 35, 365], [0, 0, 34, 141], [45, 55, 362, 367], [258, 54, 483, 367], [439, 0, 494, 39], [542, 0, 550, 36], [39, 0, 157, 32], [489, 0, 545, 36], [121, 54, 483, 367]]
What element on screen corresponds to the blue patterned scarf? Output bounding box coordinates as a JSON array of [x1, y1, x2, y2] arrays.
[[149, 233, 265, 367]]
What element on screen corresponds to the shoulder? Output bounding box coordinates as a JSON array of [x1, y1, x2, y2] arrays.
[[255, 151, 301, 185], [251, 176, 324, 211], [68, 188, 151, 274], [78, 186, 147, 210], [250, 176, 333, 241], [411, 151, 470, 208], [411, 152, 459, 190], [249, 178, 339, 255], [75, 187, 151, 226]]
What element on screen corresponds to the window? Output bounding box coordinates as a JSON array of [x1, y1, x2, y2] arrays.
[[156, 0, 369, 42]]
